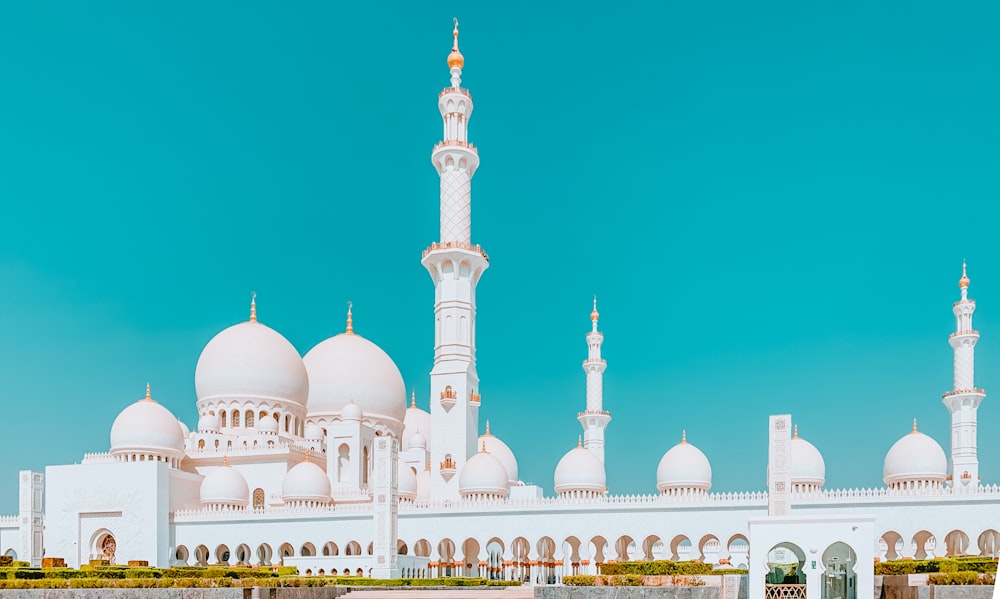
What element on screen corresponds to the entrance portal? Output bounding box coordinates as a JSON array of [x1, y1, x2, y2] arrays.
[[822, 542, 857, 599]]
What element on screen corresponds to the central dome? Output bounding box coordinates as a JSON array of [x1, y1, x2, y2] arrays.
[[303, 333, 407, 435], [195, 319, 309, 408]]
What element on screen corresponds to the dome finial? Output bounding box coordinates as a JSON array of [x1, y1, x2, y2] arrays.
[[481, 440, 487, 453], [793, 425, 799, 439], [144, 383, 152, 402], [681, 429, 687, 444], [911, 418, 918, 434], [305, 447, 314, 463], [484, 420, 491, 436], [250, 292, 257, 322], [222, 453, 229, 467], [577, 435, 583, 448], [959, 261, 970, 290], [345, 301, 354, 335], [447, 18, 464, 71], [411, 389, 416, 408]]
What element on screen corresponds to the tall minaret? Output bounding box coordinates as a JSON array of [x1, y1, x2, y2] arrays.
[[578, 297, 611, 462], [422, 19, 488, 501], [943, 262, 986, 492]]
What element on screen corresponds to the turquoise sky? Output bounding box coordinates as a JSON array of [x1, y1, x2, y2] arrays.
[[0, 1, 998, 514]]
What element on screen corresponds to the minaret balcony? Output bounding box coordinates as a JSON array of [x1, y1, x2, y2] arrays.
[[440, 386, 457, 410], [949, 330, 980, 338], [439, 457, 457, 481], [433, 140, 478, 154], [439, 86, 472, 100], [422, 241, 489, 261], [469, 391, 480, 405], [942, 388, 986, 399]]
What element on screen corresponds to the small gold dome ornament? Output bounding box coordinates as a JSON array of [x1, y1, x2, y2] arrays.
[[959, 262, 970, 289], [448, 18, 465, 69], [590, 296, 599, 322]]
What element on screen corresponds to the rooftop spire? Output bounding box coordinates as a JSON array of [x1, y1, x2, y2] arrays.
[[793, 425, 799, 439], [144, 383, 152, 402], [484, 420, 491, 436], [681, 430, 687, 444], [590, 295, 600, 330], [250, 292, 257, 322], [346, 301, 354, 335], [577, 435, 583, 448], [448, 18, 464, 70], [411, 389, 416, 408], [912, 418, 919, 434]]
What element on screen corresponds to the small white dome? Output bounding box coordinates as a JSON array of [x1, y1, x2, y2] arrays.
[[403, 401, 432, 450], [656, 435, 712, 492], [398, 462, 418, 501], [256, 415, 279, 434], [791, 432, 825, 486], [459, 450, 510, 498], [303, 333, 406, 435], [197, 412, 220, 433], [479, 425, 518, 486], [554, 446, 606, 496], [341, 401, 364, 422], [195, 319, 309, 408], [884, 424, 947, 486], [416, 467, 431, 503], [199, 465, 249, 507], [110, 392, 186, 459], [304, 422, 324, 439], [410, 431, 427, 450], [282, 461, 332, 504]]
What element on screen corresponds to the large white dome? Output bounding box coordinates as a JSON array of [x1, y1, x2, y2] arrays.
[[282, 461, 332, 504], [790, 430, 825, 486], [199, 465, 250, 508], [303, 333, 407, 435], [479, 423, 518, 486], [656, 434, 712, 492], [398, 462, 418, 501], [554, 445, 606, 496], [110, 389, 186, 460], [884, 423, 947, 487], [195, 319, 309, 408], [459, 450, 509, 498]]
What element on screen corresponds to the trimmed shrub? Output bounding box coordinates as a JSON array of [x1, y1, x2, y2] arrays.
[[929, 572, 980, 585], [564, 574, 597, 586]]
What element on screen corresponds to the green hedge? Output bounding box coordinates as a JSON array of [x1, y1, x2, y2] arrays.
[[600, 561, 716, 576], [564, 574, 597, 586], [876, 558, 999, 575], [928, 572, 994, 586]]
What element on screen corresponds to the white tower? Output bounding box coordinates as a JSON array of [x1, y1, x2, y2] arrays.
[[422, 20, 488, 501], [577, 298, 611, 462], [371, 435, 400, 579], [943, 262, 985, 492]]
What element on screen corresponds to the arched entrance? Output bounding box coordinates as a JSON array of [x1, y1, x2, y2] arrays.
[[94, 531, 117, 563], [822, 542, 857, 599], [766, 543, 807, 599]]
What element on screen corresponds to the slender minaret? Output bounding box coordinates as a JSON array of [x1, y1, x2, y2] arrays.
[[578, 297, 611, 462], [422, 19, 488, 501], [943, 262, 986, 492]]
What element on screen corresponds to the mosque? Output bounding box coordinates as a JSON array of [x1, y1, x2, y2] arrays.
[[0, 20, 998, 599]]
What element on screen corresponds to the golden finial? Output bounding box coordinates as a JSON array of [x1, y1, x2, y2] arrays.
[[448, 18, 465, 69], [577, 435, 583, 448], [911, 418, 918, 434], [681, 430, 687, 444], [305, 447, 314, 463], [959, 261, 970, 289], [410, 389, 416, 408], [484, 420, 491, 436], [250, 292, 257, 322], [346, 301, 354, 335], [481, 440, 487, 453], [144, 383, 152, 402], [793, 425, 799, 439], [222, 454, 229, 467], [590, 295, 599, 322]]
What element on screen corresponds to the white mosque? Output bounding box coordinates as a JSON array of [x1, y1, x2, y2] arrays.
[[0, 20, 998, 599]]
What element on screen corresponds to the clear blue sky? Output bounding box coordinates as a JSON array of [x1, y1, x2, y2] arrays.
[[0, 1, 998, 514]]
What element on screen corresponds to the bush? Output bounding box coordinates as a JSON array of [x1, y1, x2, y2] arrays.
[[929, 572, 980, 585], [601, 560, 715, 576], [564, 575, 597, 586], [605, 574, 643, 586]]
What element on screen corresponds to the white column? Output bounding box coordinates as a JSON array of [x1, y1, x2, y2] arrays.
[[578, 299, 611, 463], [371, 436, 400, 579], [767, 415, 792, 516], [18, 471, 43, 568]]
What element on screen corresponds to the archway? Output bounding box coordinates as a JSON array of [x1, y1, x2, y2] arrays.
[[345, 541, 361, 556], [944, 530, 970, 557], [300, 542, 316, 557], [977, 529, 1000, 557], [397, 540, 409, 556], [879, 532, 903, 561], [537, 536, 557, 584], [614, 535, 636, 561], [256, 543, 272, 566], [194, 545, 209, 566], [215, 544, 231, 565], [438, 538, 457, 576], [486, 539, 505, 580], [670, 535, 693, 561], [727, 534, 750, 569], [562, 536, 582, 576], [414, 539, 431, 558], [589, 536, 608, 568], [822, 542, 857, 599], [322, 542, 338, 556], [462, 538, 481, 577], [766, 542, 807, 597], [234, 544, 251, 566], [174, 545, 189, 565], [511, 537, 530, 582], [92, 530, 117, 563], [912, 531, 936, 560], [278, 543, 294, 564]]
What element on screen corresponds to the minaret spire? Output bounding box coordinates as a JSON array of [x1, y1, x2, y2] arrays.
[[346, 301, 354, 335], [578, 297, 611, 463], [423, 20, 488, 502], [250, 292, 257, 322], [944, 261, 985, 492]]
